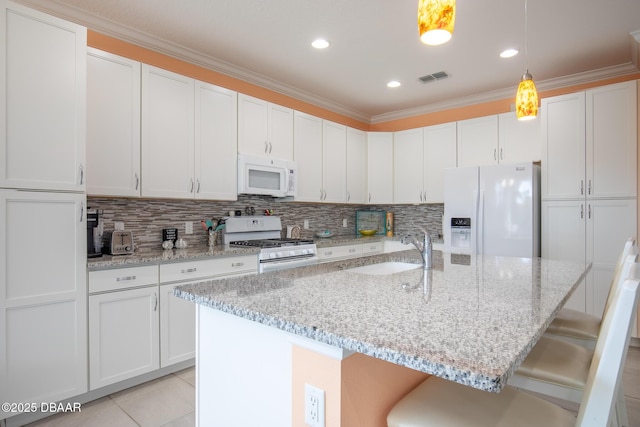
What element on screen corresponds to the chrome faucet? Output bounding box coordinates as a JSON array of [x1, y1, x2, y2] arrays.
[[401, 227, 432, 270]]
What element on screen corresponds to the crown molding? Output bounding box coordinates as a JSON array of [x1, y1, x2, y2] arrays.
[[12, 0, 640, 126]]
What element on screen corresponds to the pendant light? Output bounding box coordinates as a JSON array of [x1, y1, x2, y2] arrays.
[[515, 0, 538, 120], [418, 0, 456, 46]]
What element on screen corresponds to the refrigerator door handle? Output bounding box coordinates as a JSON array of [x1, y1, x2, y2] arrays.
[[477, 189, 484, 255]]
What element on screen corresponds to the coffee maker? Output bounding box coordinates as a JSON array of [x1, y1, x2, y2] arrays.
[[87, 209, 103, 258]]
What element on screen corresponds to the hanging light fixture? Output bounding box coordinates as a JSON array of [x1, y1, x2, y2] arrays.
[[418, 0, 456, 46], [515, 0, 538, 120]]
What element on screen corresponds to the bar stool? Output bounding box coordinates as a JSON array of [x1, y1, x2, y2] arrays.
[[387, 275, 640, 427], [508, 254, 638, 427], [545, 237, 636, 349]]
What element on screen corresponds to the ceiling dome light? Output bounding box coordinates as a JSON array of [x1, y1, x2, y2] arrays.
[[311, 39, 330, 49], [500, 48, 518, 58], [387, 80, 401, 88], [418, 0, 456, 46]]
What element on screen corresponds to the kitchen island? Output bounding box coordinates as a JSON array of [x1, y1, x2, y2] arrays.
[[175, 250, 589, 427]]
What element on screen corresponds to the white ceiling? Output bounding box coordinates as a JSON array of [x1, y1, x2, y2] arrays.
[[18, 0, 640, 123]]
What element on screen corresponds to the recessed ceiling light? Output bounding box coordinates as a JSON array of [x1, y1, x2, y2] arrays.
[[312, 39, 330, 49], [387, 80, 401, 88], [500, 48, 519, 58]]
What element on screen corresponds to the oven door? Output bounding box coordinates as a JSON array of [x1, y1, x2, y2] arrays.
[[259, 255, 318, 273]]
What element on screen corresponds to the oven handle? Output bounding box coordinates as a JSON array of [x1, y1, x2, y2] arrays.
[[259, 253, 318, 263]]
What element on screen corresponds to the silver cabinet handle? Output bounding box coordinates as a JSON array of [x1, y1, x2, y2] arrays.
[[116, 275, 137, 282], [580, 180, 584, 195], [580, 204, 584, 219], [190, 179, 194, 193], [320, 189, 323, 200], [348, 248, 356, 253], [493, 149, 497, 161], [197, 179, 201, 193], [588, 203, 592, 219], [153, 292, 158, 312], [347, 191, 351, 201], [588, 180, 592, 195], [368, 193, 371, 203], [264, 141, 269, 153], [135, 173, 139, 190], [181, 268, 197, 274], [79, 164, 84, 185], [80, 201, 84, 223], [231, 262, 244, 267], [325, 251, 333, 256], [269, 142, 273, 154], [500, 148, 503, 160]]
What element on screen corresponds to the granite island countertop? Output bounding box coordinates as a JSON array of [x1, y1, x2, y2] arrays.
[[174, 250, 590, 392]]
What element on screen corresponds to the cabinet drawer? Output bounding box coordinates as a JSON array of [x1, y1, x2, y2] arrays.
[[160, 255, 257, 283], [362, 241, 383, 255], [317, 244, 362, 262], [89, 265, 159, 294]]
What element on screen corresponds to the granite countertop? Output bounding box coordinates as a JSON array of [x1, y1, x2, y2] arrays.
[[174, 250, 589, 392], [86, 235, 444, 270]]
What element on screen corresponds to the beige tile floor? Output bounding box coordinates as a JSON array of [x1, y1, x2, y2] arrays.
[[20, 346, 640, 426]]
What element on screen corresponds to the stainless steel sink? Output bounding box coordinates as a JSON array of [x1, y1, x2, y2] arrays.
[[345, 261, 422, 276]]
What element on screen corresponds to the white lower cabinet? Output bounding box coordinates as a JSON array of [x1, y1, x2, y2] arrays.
[[317, 242, 383, 263], [89, 285, 160, 390], [0, 190, 87, 408], [160, 283, 196, 367]]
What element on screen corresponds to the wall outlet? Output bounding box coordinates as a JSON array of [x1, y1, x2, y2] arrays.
[[185, 221, 193, 234], [342, 218, 348, 228], [304, 219, 310, 229], [304, 383, 325, 427], [114, 221, 125, 231]]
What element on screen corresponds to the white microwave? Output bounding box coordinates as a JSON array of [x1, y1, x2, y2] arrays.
[[237, 154, 297, 198]]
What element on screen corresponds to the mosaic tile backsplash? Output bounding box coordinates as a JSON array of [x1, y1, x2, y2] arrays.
[[88, 195, 444, 252]]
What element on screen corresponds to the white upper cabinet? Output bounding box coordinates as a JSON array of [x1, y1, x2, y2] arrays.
[[393, 128, 424, 204], [541, 92, 587, 200], [141, 64, 237, 200], [0, 1, 86, 191], [87, 48, 141, 197], [423, 122, 457, 203], [367, 132, 393, 204], [497, 112, 542, 163], [141, 64, 195, 199], [346, 128, 367, 204], [238, 94, 294, 160], [586, 81, 637, 199], [194, 81, 238, 200], [456, 116, 498, 167], [293, 111, 323, 202], [321, 120, 347, 203], [542, 81, 637, 200]]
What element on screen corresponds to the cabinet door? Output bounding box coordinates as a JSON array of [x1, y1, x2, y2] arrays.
[[456, 115, 498, 167], [423, 123, 457, 203], [498, 112, 541, 163], [89, 286, 160, 390], [0, 2, 86, 191], [393, 128, 424, 204], [141, 64, 195, 199], [367, 132, 393, 204], [586, 81, 637, 199], [195, 81, 238, 200], [268, 103, 294, 160], [346, 128, 367, 204], [586, 199, 637, 317], [160, 283, 195, 367], [322, 121, 347, 203], [541, 92, 586, 200], [294, 112, 323, 202], [541, 200, 587, 311], [237, 94, 269, 157], [0, 190, 87, 404], [87, 48, 141, 197]]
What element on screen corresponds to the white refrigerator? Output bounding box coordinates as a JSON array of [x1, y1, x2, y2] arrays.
[[443, 162, 541, 257]]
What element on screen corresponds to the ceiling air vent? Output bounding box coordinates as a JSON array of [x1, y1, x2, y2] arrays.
[[419, 71, 449, 83]]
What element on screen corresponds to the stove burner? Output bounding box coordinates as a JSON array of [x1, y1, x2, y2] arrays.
[[230, 238, 314, 248]]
